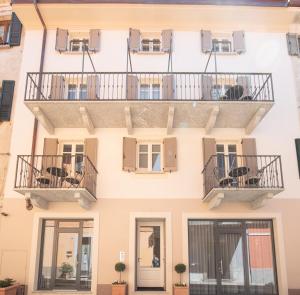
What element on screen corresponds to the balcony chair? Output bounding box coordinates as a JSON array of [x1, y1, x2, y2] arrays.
[[244, 167, 264, 187], [213, 166, 235, 187]]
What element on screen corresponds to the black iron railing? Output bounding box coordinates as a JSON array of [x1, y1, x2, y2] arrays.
[[24, 72, 274, 102], [202, 155, 283, 197], [15, 155, 98, 198]]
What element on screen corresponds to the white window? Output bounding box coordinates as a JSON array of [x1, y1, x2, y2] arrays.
[[67, 83, 87, 100], [140, 32, 161, 53], [60, 142, 84, 173], [212, 39, 232, 53], [139, 83, 161, 100], [137, 142, 162, 172], [68, 32, 89, 52]]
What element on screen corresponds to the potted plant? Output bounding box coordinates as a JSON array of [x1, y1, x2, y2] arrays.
[[173, 264, 188, 295], [0, 279, 19, 295], [59, 262, 73, 279], [112, 262, 127, 295]]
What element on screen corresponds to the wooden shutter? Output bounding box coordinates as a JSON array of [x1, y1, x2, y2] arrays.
[[55, 28, 68, 52], [50, 75, 65, 100], [295, 139, 300, 177], [9, 12, 22, 46], [163, 137, 177, 172], [201, 75, 213, 100], [0, 80, 15, 122], [241, 138, 258, 175], [162, 75, 174, 100], [161, 29, 173, 53], [129, 28, 140, 52], [42, 138, 58, 174], [202, 138, 216, 196], [87, 75, 100, 100], [126, 75, 138, 100], [89, 29, 101, 52], [233, 31, 246, 54], [201, 30, 212, 53], [123, 137, 136, 172], [286, 33, 299, 56], [237, 76, 251, 97], [85, 138, 98, 167]]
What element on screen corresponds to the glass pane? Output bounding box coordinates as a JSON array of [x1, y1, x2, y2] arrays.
[[152, 144, 160, 153], [139, 145, 148, 153], [79, 84, 87, 100], [39, 224, 55, 289], [228, 145, 237, 153], [76, 145, 84, 153], [188, 220, 217, 295], [140, 84, 150, 99], [63, 154, 72, 165], [216, 144, 224, 153], [139, 154, 148, 169], [80, 227, 93, 290], [139, 226, 160, 268], [68, 85, 77, 100], [83, 220, 94, 228], [217, 154, 225, 178], [152, 84, 160, 99], [152, 153, 161, 172], [55, 232, 78, 288], [63, 145, 72, 153], [45, 220, 55, 226], [59, 221, 80, 228], [0, 26, 5, 44], [75, 154, 84, 173]]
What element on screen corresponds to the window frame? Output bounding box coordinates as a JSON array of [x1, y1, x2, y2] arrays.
[[139, 82, 161, 100], [0, 20, 10, 46]]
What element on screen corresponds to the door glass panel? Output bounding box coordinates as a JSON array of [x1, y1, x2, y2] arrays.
[[55, 232, 79, 289], [80, 227, 93, 289], [59, 221, 80, 228], [139, 226, 160, 268]]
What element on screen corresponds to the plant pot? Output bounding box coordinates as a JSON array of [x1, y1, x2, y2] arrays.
[[173, 285, 189, 295], [112, 284, 128, 295], [0, 285, 19, 295]]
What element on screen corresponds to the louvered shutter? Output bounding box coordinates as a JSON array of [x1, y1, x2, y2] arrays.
[[55, 28, 68, 52], [295, 139, 300, 177], [123, 137, 136, 172], [163, 137, 177, 172], [241, 138, 258, 176], [9, 12, 22, 46], [201, 75, 213, 100], [84, 138, 98, 195], [87, 75, 100, 100], [237, 76, 252, 98], [89, 29, 101, 52], [161, 29, 173, 53], [0, 80, 15, 121], [202, 138, 216, 196], [50, 75, 65, 100], [129, 28, 140, 52], [42, 138, 58, 174], [85, 138, 98, 167], [162, 75, 174, 100], [126, 75, 138, 100], [201, 30, 212, 53], [233, 31, 246, 54], [286, 33, 299, 56]]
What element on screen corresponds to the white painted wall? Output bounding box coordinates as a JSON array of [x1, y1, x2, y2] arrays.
[[4, 28, 300, 199]]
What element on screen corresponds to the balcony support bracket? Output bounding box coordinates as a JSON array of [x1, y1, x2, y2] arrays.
[[124, 106, 133, 135], [208, 192, 224, 210], [167, 106, 175, 135], [205, 106, 220, 134], [246, 107, 266, 134], [79, 107, 95, 134], [32, 107, 54, 134], [251, 192, 273, 209], [74, 192, 92, 210], [25, 192, 48, 210]]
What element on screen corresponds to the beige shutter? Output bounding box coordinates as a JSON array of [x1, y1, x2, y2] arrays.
[[129, 28, 140, 52], [42, 138, 58, 173], [50, 75, 65, 100], [201, 30, 212, 53], [87, 75, 100, 100], [201, 75, 213, 100], [85, 138, 98, 167], [237, 76, 251, 97], [241, 138, 258, 175], [233, 31, 246, 54], [89, 29, 101, 52], [84, 138, 98, 195], [161, 29, 173, 53], [126, 75, 138, 100], [162, 75, 174, 100], [163, 137, 177, 172], [123, 137, 136, 172], [286, 33, 299, 56], [55, 28, 68, 52], [202, 138, 216, 196]]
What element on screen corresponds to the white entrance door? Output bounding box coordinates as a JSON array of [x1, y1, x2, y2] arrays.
[[136, 221, 165, 288]]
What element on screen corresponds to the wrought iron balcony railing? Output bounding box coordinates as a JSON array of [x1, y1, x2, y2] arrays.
[[15, 155, 98, 198], [202, 155, 283, 197], [25, 72, 274, 102]]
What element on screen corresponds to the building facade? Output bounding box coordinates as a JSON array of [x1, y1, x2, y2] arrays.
[[1, 1, 300, 295]]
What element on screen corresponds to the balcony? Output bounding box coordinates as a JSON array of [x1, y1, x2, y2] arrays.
[[202, 155, 284, 209], [14, 155, 98, 209], [24, 72, 274, 134]]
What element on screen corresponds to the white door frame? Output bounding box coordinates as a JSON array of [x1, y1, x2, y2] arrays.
[[136, 220, 165, 288]]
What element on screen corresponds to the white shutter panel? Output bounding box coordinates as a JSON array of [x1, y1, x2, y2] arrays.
[[55, 28, 68, 52], [286, 33, 299, 56], [233, 30, 246, 54], [201, 30, 212, 53]]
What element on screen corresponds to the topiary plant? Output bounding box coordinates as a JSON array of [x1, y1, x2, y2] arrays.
[[174, 263, 186, 286], [0, 278, 15, 288], [114, 262, 126, 284]]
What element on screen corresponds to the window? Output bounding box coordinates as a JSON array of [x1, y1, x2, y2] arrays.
[[69, 39, 88, 52], [0, 21, 10, 45], [140, 32, 161, 53], [67, 84, 87, 100], [61, 143, 84, 173], [38, 219, 93, 291], [216, 143, 238, 178], [212, 38, 232, 53], [139, 83, 161, 100], [137, 142, 162, 172]]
